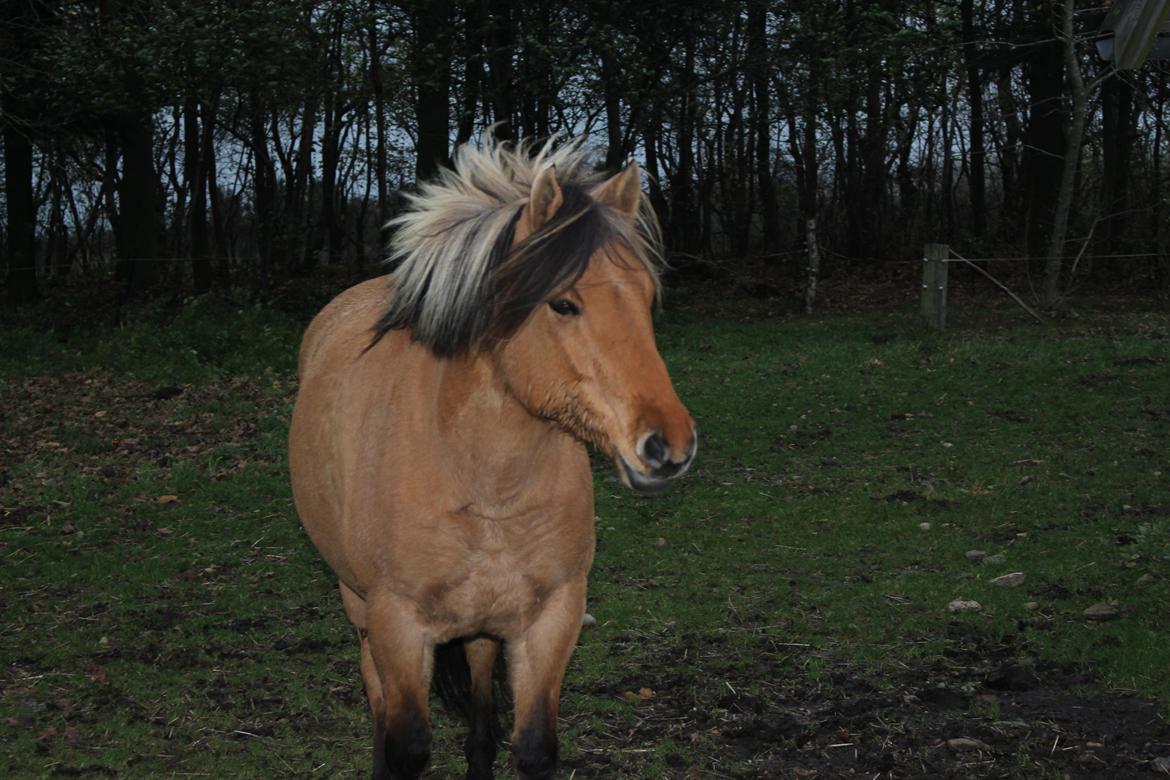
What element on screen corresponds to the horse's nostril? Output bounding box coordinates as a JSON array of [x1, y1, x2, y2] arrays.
[[641, 432, 668, 468]]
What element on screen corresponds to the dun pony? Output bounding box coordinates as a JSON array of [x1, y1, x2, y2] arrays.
[[289, 137, 696, 780]]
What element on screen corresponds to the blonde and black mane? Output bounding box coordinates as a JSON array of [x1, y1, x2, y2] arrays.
[[373, 138, 663, 357]]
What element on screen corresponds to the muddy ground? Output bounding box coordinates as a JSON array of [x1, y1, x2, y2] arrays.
[[563, 626, 1170, 778]]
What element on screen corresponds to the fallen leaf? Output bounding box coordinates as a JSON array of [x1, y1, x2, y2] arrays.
[[156, 495, 179, 504]]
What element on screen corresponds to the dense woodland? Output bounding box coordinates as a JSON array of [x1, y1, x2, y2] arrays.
[[1, 0, 1168, 310]]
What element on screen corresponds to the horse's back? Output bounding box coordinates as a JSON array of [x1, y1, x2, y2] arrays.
[[297, 275, 391, 382]]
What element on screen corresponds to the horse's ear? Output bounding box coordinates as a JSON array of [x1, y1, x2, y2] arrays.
[[592, 162, 642, 217], [528, 165, 563, 233]]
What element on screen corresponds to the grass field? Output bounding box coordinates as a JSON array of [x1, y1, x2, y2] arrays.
[[2, 284, 1168, 778]]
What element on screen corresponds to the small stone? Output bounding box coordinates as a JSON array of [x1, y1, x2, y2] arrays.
[[990, 572, 1025, 588], [654, 537, 667, 547], [1136, 573, 1155, 586], [1151, 756, 1170, 775], [948, 599, 982, 613], [1024, 602, 1040, 611], [943, 737, 989, 752], [965, 549, 988, 562], [983, 553, 1007, 565], [581, 613, 597, 627], [1083, 602, 1119, 621], [918, 522, 932, 531]]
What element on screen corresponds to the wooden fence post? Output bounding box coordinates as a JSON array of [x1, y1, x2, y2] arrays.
[[921, 243, 949, 331]]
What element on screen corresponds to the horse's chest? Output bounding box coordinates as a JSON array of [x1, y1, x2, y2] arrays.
[[417, 516, 589, 639]]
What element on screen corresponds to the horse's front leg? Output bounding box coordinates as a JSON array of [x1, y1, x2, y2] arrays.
[[507, 581, 587, 780], [365, 589, 435, 780]]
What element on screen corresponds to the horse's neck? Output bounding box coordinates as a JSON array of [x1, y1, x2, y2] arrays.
[[435, 354, 566, 504]]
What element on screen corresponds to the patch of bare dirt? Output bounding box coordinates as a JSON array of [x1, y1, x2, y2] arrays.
[[564, 628, 1170, 778]]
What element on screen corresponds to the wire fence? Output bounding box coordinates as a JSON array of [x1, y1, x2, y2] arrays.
[[942, 251, 1163, 263], [919, 242, 1167, 331]]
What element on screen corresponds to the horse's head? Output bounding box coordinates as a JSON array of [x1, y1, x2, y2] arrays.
[[495, 164, 696, 493], [376, 140, 696, 491]]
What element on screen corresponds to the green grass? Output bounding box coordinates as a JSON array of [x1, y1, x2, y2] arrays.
[[1, 290, 1168, 777]]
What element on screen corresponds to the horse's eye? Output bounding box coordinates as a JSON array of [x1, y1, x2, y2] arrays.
[[549, 298, 580, 316]]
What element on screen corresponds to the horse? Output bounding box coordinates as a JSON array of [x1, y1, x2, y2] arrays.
[[288, 138, 696, 780]]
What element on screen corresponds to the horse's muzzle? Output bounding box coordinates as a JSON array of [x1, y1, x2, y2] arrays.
[[616, 431, 697, 494]]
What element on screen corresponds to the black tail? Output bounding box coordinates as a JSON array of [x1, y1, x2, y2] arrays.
[[432, 639, 508, 742], [433, 640, 476, 721]]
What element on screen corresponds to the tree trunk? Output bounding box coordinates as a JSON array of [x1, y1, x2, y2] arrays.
[[941, 76, 956, 239], [2, 0, 40, 304], [960, 0, 987, 238], [114, 106, 164, 300], [601, 45, 624, 171], [642, 118, 668, 227], [321, 95, 343, 267], [413, 0, 451, 179], [1099, 74, 1134, 256], [485, 0, 513, 141], [804, 217, 821, 314], [1023, 1, 1064, 264], [801, 85, 819, 243], [747, 0, 779, 254], [250, 92, 276, 286], [1043, 0, 1092, 306], [202, 95, 229, 286], [995, 61, 1024, 243], [369, 0, 393, 244], [455, 0, 483, 146], [3, 93, 39, 304], [859, 53, 888, 261], [669, 27, 699, 252], [185, 94, 212, 293], [287, 98, 317, 271]]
